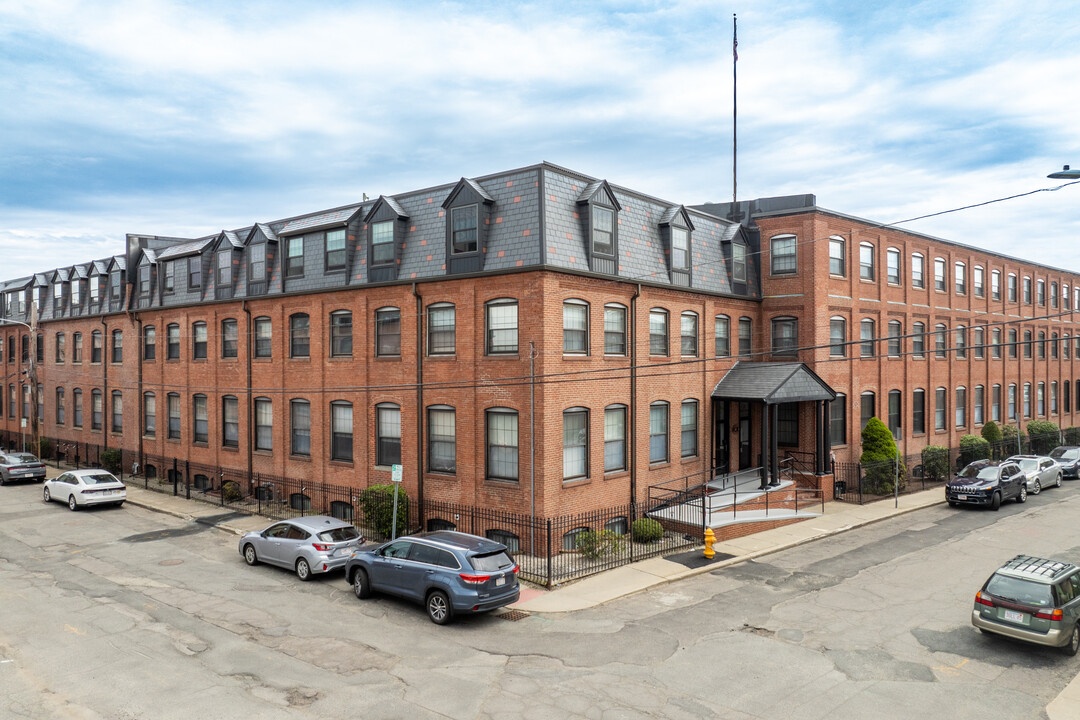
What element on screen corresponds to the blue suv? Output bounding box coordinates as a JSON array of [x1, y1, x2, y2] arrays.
[[345, 531, 520, 624]]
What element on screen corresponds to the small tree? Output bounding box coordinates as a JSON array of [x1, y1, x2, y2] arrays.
[[358, 484, 410, 540], [1027, 421, 1061, 455], [921, 445, 950, 482], [1001, 425, 1027, 455], [981, 421, 1003, 458], [959, 434, 991, 466], [860, 417, 906, 494], [100, 449, 122, 474]]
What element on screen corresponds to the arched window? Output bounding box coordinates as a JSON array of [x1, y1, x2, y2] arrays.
[[860, 392, 875, 430], [290, 399, 310, 456], [330, 400, 353, 462], [859, 242, 875, 281], [604, 303, 627, 356], [143, 326, 156, 361], [222, 396, 239, 448], [911, 253, 925, 288], [955, 387, 967, 428], [681, 312, 699, 356], [253, 316, 272, 358], [486, 407, 518, 481], [770, 234, 797, 275], [485, 299, 518, 355], [649, 308, 668, 356], [427, 405, 456, 474], [375, 402, 400, 466], [221, 319, 238, 358], [829, 236, 845, 276], [604, 404, 627, 473], [714, 315, 730, 357], [955, 326, 966, 358], [563, 299, 589, 355], [954, 262, 966, 295], [562, 407, 588, 480], [830, 317, 846, 357], [649, 401, 669, 463], [886, 248, 901, 284], [427, 303, 456, 355], [935, 388, 947, 430], [192, 394, 208, 443], [974, 386, 985, 425], [913, 322, 926, 358], [887, 390, 901, 437], [860, 319, 875, 357], [935, 324, 948, 358], [192, 321, 207, 359], [887, 320, 902, 357], [330, 310, 352, 358], [289, 313, 310, 358], [771, 316, 797, 357]]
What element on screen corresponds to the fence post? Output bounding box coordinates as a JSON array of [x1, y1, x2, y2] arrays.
[[220, 470, 225, 506], [546, 519, 553, 589], [185, 460, 190, 499], [256, 473, 261, 516], [173, 460, 179, 496]]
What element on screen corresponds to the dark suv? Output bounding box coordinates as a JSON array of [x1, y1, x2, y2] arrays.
[[946, 460, 1026, 510], [345, 531, 519, 624], [973, 555, 1080, 655], [1050, 446, 1080, 479]]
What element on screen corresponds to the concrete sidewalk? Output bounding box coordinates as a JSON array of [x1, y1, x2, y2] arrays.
[[46, 464, 1080, 719]]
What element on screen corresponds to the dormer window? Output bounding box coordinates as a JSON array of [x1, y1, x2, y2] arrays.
[[90, 276, 100, 301], [138, 266, 151, 295], [249, 244, 266, 282], [189, 257, 202, 289], [593, 206, 614, 256], [325, 229, 346, 271], [109, 271, 121, 301], [451, 206, 478, 254], [672, 227, 689, 270], [164, 261, 174, 292], [372, 221, 394, 264], [71, 280, 80, 305], [217, 250, 232, 286], [732, 243, 747, 284]]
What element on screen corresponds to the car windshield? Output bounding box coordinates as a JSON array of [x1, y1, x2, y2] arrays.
[[317, 526, 360, 543], [1017, 459, 1038, 473], [958, 465, 998, 480], [1051, 448, 1079, 460], [986, 574, 1054, 608], [470, 550, 515, 572], [82, 473, 119, 485]]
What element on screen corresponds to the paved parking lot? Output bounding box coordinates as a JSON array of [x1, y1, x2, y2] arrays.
[[3, 477, 1080, 719]]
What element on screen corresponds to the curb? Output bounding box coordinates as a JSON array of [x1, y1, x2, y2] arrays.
[[123, 494, 251, 537]]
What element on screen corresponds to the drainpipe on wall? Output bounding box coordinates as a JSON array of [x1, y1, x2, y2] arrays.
[[242, 300, 253, 485], [129, 310, 143, 471], [630, 283, 641, 510], [100, 317, 108, 452], [412, 283, 424, 519], [529, 340, 537, 555]]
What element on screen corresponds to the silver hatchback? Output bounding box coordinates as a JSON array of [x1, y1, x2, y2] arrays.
[[240, 516, 365, 581], [1007, 455, 1063, 495]]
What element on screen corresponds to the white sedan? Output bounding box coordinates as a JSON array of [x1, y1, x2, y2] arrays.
[[43, 469, 126, 510]]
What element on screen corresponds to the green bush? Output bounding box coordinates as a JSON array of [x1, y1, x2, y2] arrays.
[[1001, 425, 1027, 454], [575, 529, 625, 559], [1027, 421, 1061, 455], [859, 417, 906, 494], [921, 446, 950, 482], [1065, 427, 1080, 445], [36, 437, 52, 461], [100, 449, 122, 474], [631, 518, 664, 543], [959, 434, 991, 466], [222, 481, 242, 502], [359, 484, 409, 539]]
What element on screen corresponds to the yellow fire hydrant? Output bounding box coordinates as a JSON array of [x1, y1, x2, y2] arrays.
[[703, 527, 717, 560]]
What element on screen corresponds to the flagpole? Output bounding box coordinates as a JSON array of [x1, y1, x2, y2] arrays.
[[732, 13, 738, 208]]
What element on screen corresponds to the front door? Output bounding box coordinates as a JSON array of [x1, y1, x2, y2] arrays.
[[738, 402, 752, 468], [713, 400, 729, 474]]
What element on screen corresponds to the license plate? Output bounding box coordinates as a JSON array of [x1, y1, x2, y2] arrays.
[[1004, 609, 1025, 623], [495, 576, 505, 586], [957, 494, 967, 500]]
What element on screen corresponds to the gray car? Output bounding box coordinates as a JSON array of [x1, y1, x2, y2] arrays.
[[0, 452, 46, 484], [345, 531, 520, 624], [973, 555, 1080, 655], [239, 516, 365, 581], [1007, 454, 1062, 495]]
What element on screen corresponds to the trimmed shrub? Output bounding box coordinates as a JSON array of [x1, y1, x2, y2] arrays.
[[859, 417, 906, 494], [1001, 425, 1027, 455], [576, 529, 625, 559], [100, 449, 122, 474], [959, 434, 991, 466], [36, 437, 52, 461], [631, 518, 664, 543], [1065, 427, 1080, 445], [222, 481, 242, 502], [358, 484, 409, 539], [1027, 421, 1061, 455], [921, 445, 950, 482], [981, 421, 1004, 459]]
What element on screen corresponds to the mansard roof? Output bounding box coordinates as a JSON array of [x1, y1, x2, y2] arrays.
[[658, 205, 696, 232], [246, 222, 279, 244], [155, 236, 216, 261], [52, 268, 71, 282]]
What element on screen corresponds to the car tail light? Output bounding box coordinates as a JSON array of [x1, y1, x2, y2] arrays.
[[975, 591, 994, 607], [1035, 608, 1064, 621], [512, 565, 520, 574], [312, 543, 332, 552], [460, 573, 491, 585]]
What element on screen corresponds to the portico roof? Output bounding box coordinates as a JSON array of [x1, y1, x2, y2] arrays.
[[711, 361, 836, 404]]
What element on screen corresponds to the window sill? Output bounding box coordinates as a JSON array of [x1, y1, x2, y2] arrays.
[[220, 357, 239, 363], [142, 434, 155, 441], [680, 455, 700, 464], [562, 477, 590, 488], [484, 354, 520, 359], [483, 478, 520, 487], [222, 446, 240, 453], [289, 454, 312, 463], [328, 460, 354, 468], [562, 354, 590, 360], [426, 354, 457, 361], [603, 470, 629, 480], [328, 356, 353, 362], [253, 357, 272, 363], [253, 449, 273, 457], [193, 441, 208, 448], [648, 461, 671, 470], [288, 357, 311, 362], [425, 471, 458, 479], [166, 437, 181, 444], [375, 356, 402, 361]]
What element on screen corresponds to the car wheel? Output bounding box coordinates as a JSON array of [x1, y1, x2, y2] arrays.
[[1017, 485, 1027, 503], [1057, 473, 1063, 489], [42, 486, 51, 503], [352, 569, 371, 599], [296, 558, 311, 581], [243, 544, 259, 566], [1032, 480, 1041, 495], [1063, 624, 1080, 657], [68, 494, 78, 511], [991, 492, 1001, 511], [426, 590, 452, 625]]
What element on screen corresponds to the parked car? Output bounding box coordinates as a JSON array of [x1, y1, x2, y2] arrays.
[[946, 460, 1026, 510], [972, 554, 1080, 655], [1050, 446, 1080, 479], [43, 469, 126, 510], [345, 530, 520, 625], [239, 516, 365, 581], [0, 452, 46, 484], [1007, 454, 1063, 494]]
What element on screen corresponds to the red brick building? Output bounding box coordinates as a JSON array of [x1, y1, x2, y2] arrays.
[[3, 166, 1078, 535]]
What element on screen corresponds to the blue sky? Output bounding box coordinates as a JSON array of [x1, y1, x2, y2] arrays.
[[1, 0, 1078, 279]]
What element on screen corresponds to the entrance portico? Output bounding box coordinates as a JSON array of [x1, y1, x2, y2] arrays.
[[711, 362, 837, 489]]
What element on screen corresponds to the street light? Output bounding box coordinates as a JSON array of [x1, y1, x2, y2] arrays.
[[1048, 165, 1080, 179]]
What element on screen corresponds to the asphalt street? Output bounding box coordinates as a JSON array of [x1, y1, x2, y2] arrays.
[[2, 478, 1080, 719]]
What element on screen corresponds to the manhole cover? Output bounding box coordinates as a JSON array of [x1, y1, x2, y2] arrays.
[[496, 610, 529, 622], [158, 559, 184, 566]]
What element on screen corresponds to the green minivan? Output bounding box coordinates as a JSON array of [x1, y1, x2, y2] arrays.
[[972, 555, 1080, 655]]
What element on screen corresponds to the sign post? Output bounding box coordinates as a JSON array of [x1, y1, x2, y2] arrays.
[[390, 464, 403, 540]]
